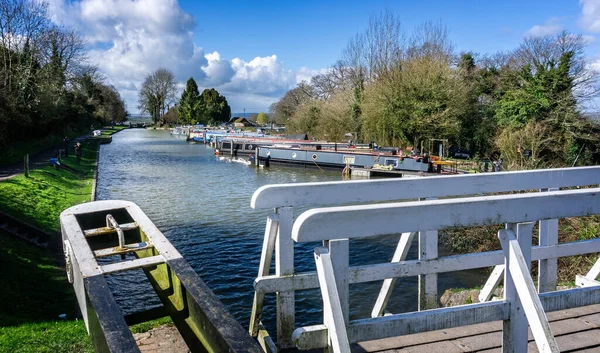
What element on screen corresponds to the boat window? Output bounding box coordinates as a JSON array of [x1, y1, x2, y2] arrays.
[[385, 159, 397, 167]]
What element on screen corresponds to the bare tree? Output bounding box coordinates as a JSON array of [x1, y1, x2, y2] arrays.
[[517, 31, 599, 102], [0, 0, 50, 90], [138, 67, 178, 124], [408, 21, 453, 62], [341, 9, 405, 83]]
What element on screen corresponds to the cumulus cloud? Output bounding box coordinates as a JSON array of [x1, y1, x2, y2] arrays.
[[46, 0, 321, 112], [580, 0, 600, 32], [523, 18, 562, 37]]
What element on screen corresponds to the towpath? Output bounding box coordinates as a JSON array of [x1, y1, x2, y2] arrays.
[[0, 133, 92, 181]]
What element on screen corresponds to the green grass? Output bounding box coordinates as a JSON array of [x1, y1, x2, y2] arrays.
[[0, 320, 91, 353], [0, 139, 104, 352], [0, 141, 98, 232], [99, 126, 127, 136], [129, 317, 173, 334], [0, 233, 93, 352]]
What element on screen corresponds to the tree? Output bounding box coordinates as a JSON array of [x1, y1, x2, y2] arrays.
[[256, 112, 269, 125], [270, 83, 315, 125], [138, 68, 177, 124], [178, 77, 200, 124], [198, 88, 230, 123], [163, 105, 179, 125]]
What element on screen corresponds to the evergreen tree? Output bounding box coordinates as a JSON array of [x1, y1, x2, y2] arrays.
[[178, 77, 200, 124], [199, 88, 231, 123]]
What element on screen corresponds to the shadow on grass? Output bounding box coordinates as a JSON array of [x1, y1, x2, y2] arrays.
[[0, 234, 79, 326]]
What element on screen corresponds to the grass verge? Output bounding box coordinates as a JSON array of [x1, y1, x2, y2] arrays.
[[0, 233, 92, 352], [0, 127, 126, 352], [0, 140, 98, 231]]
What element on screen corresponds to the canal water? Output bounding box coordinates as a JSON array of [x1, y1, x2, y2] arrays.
[[96, 129, 484, 331]]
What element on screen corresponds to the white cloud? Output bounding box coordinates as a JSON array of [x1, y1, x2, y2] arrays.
[[46, 0, 322, 112], [580, 0, 600, 32], [523, 18, 562, 37]]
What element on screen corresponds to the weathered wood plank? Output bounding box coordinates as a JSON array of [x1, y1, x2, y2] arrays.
[[500, 228, 559, 352], [293, 301, 509, 350], [500, 224, 529, 353], [540, 286, 600, 312], [371, 232, 417, 317], [249, 214, 279, 337], [93, 241, 154, 258], [314, 246, 351, 353], [329, 239, 350, 325], [418, 227, 438, 310], [254, 238, 600, 294], [479, 265, 504, 302], [538, 188, 559, 293], [101, 255, 165, 274], [586, 255, 600, 280], [576, 274, 600, 288], [83, 222, 138, 237], [275, 206, 295, 350], [252, 166, 600, 209], [292, 188, 600, 242]]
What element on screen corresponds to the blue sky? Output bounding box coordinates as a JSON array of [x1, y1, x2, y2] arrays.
[[186, 0, 590, 70], [48, 0, 600, 113]]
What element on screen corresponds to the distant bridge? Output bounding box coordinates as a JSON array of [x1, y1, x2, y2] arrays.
[[127, 114, 153, 125]]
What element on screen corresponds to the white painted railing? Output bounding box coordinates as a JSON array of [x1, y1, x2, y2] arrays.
[[249, 167, 600, 351], [292, 188, 600, 352]]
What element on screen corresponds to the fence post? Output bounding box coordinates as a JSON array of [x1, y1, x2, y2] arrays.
[[538, 188, 559, 293], [328, 239, 349, 325], [24, 154, 29, 178], [419, 198, 438, 310], [276, 206, 295, 350], [502, 222, 534, 353]]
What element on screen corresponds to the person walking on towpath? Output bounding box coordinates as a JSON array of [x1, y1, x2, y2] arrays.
[[75, 142, 82, 164]]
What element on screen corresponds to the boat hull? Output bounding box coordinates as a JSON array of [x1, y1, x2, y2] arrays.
[[257, 147, 430, 172]]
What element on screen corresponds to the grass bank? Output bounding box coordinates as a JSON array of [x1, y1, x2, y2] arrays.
[[0, 127, 125, 352], [0, 140, 98, 231], [0, 233, 93, 352], [441, 215, 600, 286]]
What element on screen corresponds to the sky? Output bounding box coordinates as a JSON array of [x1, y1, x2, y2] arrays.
[[45, 0, 600, 114]]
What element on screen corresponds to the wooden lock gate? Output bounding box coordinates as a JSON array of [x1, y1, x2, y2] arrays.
[[61, 200, 263, 353]]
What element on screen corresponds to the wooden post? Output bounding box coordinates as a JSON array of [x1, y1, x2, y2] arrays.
[[538, 187, 559, 293], [372, 232, 417, 317], [314, 246, 351, 353], [275, 206, 295, 350], [501, 222, 534, 353], [328, 239, 349, 325], [249, 214, 279, 336], [24, 154, 29, 178], [418, 198, 438, 310], [500, 226, 559, 353]]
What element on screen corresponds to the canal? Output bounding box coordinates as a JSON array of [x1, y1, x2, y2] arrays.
[[96, 129, 484, 332]]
